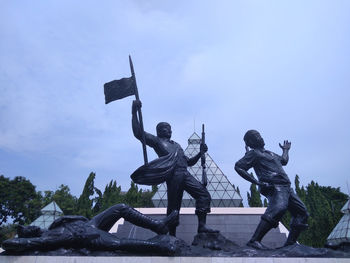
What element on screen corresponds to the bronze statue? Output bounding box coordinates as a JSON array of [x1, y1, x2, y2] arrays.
[[235, 130, 308, 249], [2, 203, 178, 255], [130, 100, 218, 236]]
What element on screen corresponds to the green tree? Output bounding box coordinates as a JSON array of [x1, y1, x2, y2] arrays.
[[41, 190, 54, 205], [247, 183, 263, 207], [295, 174, 306, 201], [124, 182, 143, 207], [263, 198, 268, 207], [139, 185, 158, 207], [0, 175, 11, 225], [76, 172, 97, 219], [302, 181, 339, 247], [236, 186, 244, 207], [0, 175, 42, 226], [98, 180, 123, 213], [92, 187, 103, 215], [0, 224, 17, 245], [281, 176, 348, 247], [50, 185, 77, 215]]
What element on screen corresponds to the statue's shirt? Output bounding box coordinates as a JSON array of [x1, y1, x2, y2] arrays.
[[236, 149, 291, 185], [146, 133, 189, 169]]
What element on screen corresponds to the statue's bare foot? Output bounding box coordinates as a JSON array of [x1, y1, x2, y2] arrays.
[[247, 240, 269, 250], [198, 225, 219, 233]]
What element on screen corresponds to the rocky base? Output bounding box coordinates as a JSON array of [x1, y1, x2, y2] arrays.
[[192, 232, 238, 251], [1, 234, 350, 258]]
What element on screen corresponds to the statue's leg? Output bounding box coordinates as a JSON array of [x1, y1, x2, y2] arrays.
[[89, 203, 125, 231], [89, 232, 176, 255], [166, 170, 184, 236], [118, 203, 178, 235], [284, 189, 309, 246], [183, 173, 218, 233], [248, 185, 289, 249], [89, 203, 178, 234]]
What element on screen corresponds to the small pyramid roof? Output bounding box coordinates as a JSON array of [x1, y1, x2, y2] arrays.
[[41, 201, 63, 213], [327, 199, 350, 246], [341, 199, 350, 213], [30, 201, 63, 229]]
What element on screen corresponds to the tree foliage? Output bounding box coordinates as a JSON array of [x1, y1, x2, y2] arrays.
[[236, 186, 244, 207], [281, 175, 348, 247], [76, 172, 97, 219], [0, 175, 42, 226], [49, 185, 77, 215], [0, 224, 17, 245], [99, 180, 123, 212], [247, 183, 263, 207]]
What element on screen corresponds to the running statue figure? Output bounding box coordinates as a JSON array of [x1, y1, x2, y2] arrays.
[[130, 100, 218, 236], [235, 130, 308, 249], [2, 204, 178, 255]]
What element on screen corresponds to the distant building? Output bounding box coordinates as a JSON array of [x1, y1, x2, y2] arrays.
[[30, 201, 63, 229], [152, 132, 243, 207], [326, 199, 350, 249]]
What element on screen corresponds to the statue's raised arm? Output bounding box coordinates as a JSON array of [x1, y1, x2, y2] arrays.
[[279, 140, 291, 165], [131, 100, 157, 148]]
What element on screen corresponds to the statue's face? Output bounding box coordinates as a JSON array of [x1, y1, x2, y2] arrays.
[[245, 130, 265, 149], [157, 123, 172, 139], [254, 132, 265, 147]]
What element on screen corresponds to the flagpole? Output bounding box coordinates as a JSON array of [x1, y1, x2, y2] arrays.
[[129, 55, 148, 165], [201, 124, 207, 187]]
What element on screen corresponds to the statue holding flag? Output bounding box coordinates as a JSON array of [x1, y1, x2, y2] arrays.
[[104, 57, 218, 236], [130, 100, 218, 236]]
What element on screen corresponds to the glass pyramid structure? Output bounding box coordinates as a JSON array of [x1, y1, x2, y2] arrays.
[[152, 132, 242, 207], [30, 201, 63, 229], [327, 198, 350, 246]]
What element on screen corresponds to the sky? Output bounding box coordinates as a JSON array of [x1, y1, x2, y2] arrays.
[[1, 1, 350, 205]]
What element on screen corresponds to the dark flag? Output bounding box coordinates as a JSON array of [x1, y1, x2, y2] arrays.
[[104, 77, 135, 104], [104, 56, 148, 165]]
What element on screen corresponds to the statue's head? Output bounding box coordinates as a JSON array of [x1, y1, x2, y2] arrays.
[[244, 130, 265, 149], [156, 122, 172, 139]]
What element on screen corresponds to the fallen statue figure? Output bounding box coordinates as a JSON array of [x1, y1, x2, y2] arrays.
[[2, 203, 178, 255]]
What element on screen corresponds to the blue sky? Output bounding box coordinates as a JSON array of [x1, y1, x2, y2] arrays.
[[1, 1, 350, 204]]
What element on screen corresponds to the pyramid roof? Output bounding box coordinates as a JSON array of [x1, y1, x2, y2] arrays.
[[327, 198, 350, 246], [30, 201, 63, 229], [152, 132, 242, 207], [41, 201, 63, 214], [341, 199, 350, 213]]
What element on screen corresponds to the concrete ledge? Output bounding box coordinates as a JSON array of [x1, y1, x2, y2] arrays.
[[0, 256, 349, 263]]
